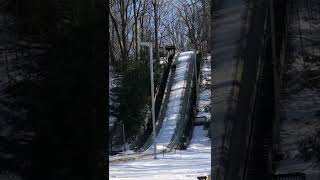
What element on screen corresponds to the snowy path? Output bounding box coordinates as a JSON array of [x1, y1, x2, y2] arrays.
[[109, 54, 211, 180]]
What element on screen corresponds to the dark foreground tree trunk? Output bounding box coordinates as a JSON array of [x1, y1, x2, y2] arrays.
[[29, 0, 108, 180]]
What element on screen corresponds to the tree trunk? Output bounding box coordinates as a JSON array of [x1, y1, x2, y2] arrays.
[[153, 0, 159, 65], [134, 0, 139, 63]]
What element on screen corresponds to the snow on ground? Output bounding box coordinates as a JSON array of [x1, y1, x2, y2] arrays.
[[109, 53, 211, 180], [109, 126, 210, 180]]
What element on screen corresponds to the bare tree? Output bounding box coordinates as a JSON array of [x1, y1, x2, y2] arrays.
[[152, 0, 160, 64], [109, 0, 132, 65], [109, 0, 210, 65], [173, 0, 210, 51], [133, 0, 139, 62]]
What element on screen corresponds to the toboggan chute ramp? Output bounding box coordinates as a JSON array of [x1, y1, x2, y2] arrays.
[[109, 50, 199, 163]]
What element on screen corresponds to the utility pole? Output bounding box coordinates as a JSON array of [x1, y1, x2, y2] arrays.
[[140, 42, 157, 159]]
